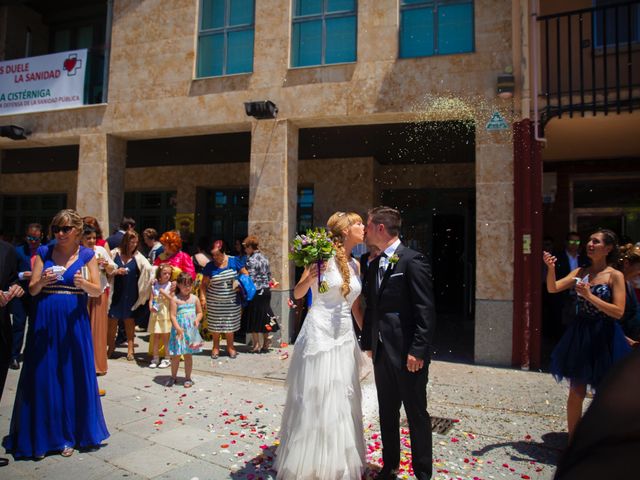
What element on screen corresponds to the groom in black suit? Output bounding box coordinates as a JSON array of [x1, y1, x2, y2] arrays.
[[361, 206, 436, 480]]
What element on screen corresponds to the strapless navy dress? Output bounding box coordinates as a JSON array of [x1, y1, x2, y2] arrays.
[[550, 283, 632, 390]]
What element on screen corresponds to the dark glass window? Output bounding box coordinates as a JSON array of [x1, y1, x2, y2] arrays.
[[0, 194, 67, 241], [49, 9, 107, 105], [400, 0, 474, 58], [573, 180, 640, 208], [204, 188, 249, 247], [291, 0, 357, 67], [297, 187, 314, 232], [197, 0, 255, 77], [594, 0, 640, 48], [123, 191, 177, 234]]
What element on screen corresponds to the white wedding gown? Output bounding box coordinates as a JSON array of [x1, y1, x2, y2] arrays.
[[275, 256, 366, 480]]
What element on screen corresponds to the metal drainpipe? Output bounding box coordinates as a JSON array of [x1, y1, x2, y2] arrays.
[[519, 0, 531, 120], [101, 0, 113, 104], [531, 0, 547, 143]]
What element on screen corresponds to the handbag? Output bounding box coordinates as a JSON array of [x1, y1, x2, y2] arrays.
[[237, 273, 257, 307]]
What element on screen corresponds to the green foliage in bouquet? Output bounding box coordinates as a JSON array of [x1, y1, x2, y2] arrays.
[[289, 228, 335, 293]]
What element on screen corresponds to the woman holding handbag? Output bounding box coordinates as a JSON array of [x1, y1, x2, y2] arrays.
[[200, 240, 248, 359], [242, 236, 279, 353]]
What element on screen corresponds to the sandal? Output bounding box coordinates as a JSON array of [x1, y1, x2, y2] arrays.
[[228, 350, 238, 359], [61, 447, 74, 457], [260, 340, 272, 353], [211, 351, 219, 360], [126, 353, 135, 361], [184, 379, 194, 388], [164, 377, 176, 387]]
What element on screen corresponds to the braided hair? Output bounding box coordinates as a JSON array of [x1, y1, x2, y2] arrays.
[[327, 211, 363, 298]]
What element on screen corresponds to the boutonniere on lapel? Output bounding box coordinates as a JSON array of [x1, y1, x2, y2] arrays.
[[388, 254, 400, 270]]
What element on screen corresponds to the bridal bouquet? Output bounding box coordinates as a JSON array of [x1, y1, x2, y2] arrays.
[[289, 228, 335, 293]]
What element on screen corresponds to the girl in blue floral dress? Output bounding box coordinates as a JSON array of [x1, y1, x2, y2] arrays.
[[167, 273, 203, 388]]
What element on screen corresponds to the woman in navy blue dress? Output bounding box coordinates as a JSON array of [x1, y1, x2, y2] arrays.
[[3, 209, 109, 459], [543, 229, 630, 441], [107, 230, 152, 361]]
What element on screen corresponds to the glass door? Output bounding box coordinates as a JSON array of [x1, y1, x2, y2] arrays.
[[0, 194, 67, 242]]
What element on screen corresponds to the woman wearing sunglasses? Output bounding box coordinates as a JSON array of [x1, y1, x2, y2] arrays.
[[3, 209, 109, 459]]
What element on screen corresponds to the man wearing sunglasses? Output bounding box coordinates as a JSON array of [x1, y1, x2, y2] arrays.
[[8, 223, 42, 370], [548, 231, 590, 340]]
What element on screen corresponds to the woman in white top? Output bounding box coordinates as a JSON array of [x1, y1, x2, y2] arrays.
[[82, 225, 116, 376]]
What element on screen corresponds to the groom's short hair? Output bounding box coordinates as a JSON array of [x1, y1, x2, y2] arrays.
[[368, 206, 402, 237]]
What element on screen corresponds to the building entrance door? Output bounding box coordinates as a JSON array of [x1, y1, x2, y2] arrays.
[[381, 188, 476, 360], [0, 194, 67, 241], [199, 188, 249, 250]]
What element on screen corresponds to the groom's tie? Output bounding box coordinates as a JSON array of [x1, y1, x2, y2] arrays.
[[377, 253, 387, 289]]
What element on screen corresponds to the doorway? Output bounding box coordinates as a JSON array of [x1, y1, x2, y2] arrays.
[[381, 188, 476, 361], [0, 194, 68, 242], [198, 188, 249, 251]]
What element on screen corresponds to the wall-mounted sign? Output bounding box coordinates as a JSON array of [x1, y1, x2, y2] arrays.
[[486, 111, 509, 131], [175, 213, 195, 234], [0, 49, 87, 116]]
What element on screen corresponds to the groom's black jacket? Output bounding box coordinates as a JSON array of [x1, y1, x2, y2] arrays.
[[361, 243, 436, 370]]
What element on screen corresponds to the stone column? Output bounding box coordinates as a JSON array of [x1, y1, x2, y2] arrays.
[[248, 119, 298, 343], [474, 129, 514, 366], [76, 133, 126, 234]]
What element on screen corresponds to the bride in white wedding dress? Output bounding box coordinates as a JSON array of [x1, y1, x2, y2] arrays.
[[275, 212, 367, 480]]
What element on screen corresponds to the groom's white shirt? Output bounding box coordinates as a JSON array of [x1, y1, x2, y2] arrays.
[[379, 238, 402, 273]]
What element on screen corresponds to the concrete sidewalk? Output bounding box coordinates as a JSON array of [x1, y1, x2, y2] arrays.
[[0, 335, 570, 480]]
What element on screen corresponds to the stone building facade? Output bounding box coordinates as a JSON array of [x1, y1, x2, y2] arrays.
[[0, 0, 535, 365]]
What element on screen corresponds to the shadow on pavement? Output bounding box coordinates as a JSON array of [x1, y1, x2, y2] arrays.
[[471, 431, 567, 466], [229, 444, 278, 479]]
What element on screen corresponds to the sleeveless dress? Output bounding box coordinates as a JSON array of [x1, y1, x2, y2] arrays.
[[169, 295, 204, 355], [275, 256, 365, 480], [108, 254, 139, 320], [204, 256, 242, 333], [550, 283, 632, 390], [2, 245, 109, 458]]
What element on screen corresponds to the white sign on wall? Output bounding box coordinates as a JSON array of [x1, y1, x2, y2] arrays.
[[0, 49, 88, 116]]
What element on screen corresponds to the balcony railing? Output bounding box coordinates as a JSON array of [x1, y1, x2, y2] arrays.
[[537, 0, 640, 123]]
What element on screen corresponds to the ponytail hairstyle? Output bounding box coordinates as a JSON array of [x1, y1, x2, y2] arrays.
[[617, 243, 640, 271], [327, 211, 363, 298], [592, 228, 619, 265]]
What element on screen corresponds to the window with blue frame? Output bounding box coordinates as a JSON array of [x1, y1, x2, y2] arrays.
[[399, 0, 474, 58], [197, 0, 255, 77], [291, 0, 357, 67]]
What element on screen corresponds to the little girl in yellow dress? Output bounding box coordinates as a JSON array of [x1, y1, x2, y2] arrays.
[[148, 264, 173, 368]]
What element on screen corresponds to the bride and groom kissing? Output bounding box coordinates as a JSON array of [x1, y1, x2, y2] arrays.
[[275, 207, 436, 480]]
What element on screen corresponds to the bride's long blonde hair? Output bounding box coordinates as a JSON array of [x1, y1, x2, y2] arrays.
[[327, 211, 362, 298]]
